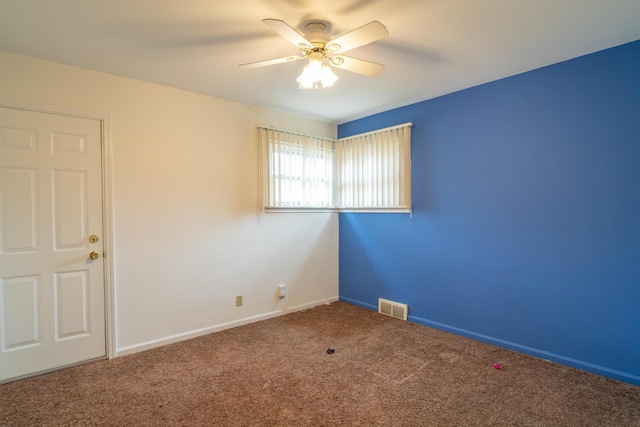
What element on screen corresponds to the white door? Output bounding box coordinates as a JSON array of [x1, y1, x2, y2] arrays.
[[0, 106, 106, 382]]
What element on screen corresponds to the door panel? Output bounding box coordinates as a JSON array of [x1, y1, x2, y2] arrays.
[[2, 275, 39, 350], [55, 270, 90, 340], [0, 168, 38, 253], [53, 170, 88, 249], [0, 107, 105, 382]]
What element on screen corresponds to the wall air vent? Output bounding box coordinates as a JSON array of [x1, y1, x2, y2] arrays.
[[378, 298, 408, 321]]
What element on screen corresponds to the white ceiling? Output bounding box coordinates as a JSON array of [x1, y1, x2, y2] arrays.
[[1, 0, 640, 123]]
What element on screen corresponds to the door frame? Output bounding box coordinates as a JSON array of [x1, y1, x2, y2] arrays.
[[0, 96, 116, 359]]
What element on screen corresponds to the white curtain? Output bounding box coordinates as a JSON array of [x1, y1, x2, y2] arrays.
[[335, 123, 412, 210], [259, 127, 334, 208]]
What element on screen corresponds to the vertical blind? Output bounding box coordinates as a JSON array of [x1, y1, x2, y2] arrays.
[[259, 123, 412, 211], [335, 123, 412, 209], [258, 127, 334, 208]]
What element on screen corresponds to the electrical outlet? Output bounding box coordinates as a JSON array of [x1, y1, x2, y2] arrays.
[[278, 284, 286, 299], [235, 295, 243, 307]]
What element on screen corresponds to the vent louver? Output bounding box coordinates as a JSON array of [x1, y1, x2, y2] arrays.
[[378, 298, 408, 321]]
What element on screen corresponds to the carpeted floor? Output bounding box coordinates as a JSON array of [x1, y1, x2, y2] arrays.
[[1, 302, 639, 426]]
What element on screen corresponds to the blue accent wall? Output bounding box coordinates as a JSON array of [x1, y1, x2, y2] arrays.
[[338, 40, 640, 385]]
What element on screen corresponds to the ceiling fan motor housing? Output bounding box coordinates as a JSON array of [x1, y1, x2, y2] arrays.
[[304, 22, 331, 46]]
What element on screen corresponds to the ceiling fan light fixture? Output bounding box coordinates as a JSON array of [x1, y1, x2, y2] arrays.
[[296, 53, 338, 89], [240, 19, 389, 86]]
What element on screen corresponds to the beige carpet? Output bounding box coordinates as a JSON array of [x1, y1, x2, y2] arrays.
[[1, 302, 639, 426]]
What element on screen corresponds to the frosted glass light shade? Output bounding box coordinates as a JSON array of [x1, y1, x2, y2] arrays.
[[297, 55, 338, 89]]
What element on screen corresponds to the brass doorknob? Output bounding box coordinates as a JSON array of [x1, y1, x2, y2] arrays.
[[89, 234, 100, 243], [89, 251, 100, 260]]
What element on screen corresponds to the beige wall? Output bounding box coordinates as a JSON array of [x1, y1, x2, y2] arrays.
[[0, 50, 339, 354]]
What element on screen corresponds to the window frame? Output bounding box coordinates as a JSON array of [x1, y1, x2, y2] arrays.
[[259, 127, 335, 212], [258, 123, 412, 214], [336, 123, 412, 213]]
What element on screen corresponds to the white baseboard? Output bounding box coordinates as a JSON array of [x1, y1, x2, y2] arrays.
[[116, 296, 339, 357]]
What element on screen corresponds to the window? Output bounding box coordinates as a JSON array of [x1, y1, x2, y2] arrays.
[[259, 127, 334, 209], [336, 123, 412, 211], [259, 123, 412, 212]]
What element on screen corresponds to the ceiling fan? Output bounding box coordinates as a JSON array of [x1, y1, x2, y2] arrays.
[[239, 18, 389, 89]]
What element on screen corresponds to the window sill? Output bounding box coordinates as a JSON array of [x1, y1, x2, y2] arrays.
[[263, 207, 412, 214], [264, 207, 336, 213], [338, 207, 412, 214]]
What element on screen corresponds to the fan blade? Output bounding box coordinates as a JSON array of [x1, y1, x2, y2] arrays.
[[326, 21, 388, 54], [263, 19, 313, 49], [239, 55, 305, 69], [330, 55, 385, 76]]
